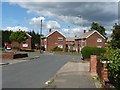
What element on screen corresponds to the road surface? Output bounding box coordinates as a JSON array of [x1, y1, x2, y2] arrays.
[[2, 53, 81, 88]]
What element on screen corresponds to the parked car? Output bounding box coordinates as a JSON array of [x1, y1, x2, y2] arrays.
[[6, 46, 12, 50], [40, 46, 45, 51]]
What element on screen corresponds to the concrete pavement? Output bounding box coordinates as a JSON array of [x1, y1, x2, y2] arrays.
[[44, 61, 96, 88]]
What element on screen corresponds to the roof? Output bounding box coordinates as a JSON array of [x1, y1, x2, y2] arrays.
[[26, 33, 32, 38], [45, 30, 66, 38], [66, 37, 77, 41], [78, 30, 105, 39]]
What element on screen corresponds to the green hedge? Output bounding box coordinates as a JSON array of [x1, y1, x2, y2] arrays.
[[20, 49, 34, 52], [101, 48, 120, 89], [81, 46, 106, 59], [12, 46, 20, 51]]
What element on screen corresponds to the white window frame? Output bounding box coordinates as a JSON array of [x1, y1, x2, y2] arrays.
[[44, 45, 46, 48], [97, 46, 102, 48], [58, 45, 63, 48], [58, 37, 63, 41], [97, 38, 102, 42], [44, 39, 46, 41], [22, 43, 28, 47]]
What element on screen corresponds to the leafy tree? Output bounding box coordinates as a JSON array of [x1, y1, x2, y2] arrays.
[[9, 30, 27, 48], [2, 30, 13, 47], [101, 48, 120, 89], [90, 22, 106, 36], [28, 30, 40, 49], [110, 23, 120, 49]]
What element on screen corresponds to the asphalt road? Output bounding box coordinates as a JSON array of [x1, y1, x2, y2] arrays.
[[2, 53, 81, 88]]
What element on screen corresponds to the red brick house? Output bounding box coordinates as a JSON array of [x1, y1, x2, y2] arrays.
[[42, 30, 66, 51], [12, 33, 32, 49], [66, 37, 76, 52], [75, 30, 106, 52]]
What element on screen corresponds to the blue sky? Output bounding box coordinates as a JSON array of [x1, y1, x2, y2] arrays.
[[2, 2, 76, 35], [1, 2, 118, 37]]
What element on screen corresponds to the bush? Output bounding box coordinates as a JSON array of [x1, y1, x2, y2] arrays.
[[81, 46, 106, 59], [65, 47, 68, 52], [101, 48, 120, 89], [20, 49, 34, 52], [52, 47, 63, 51], [12, 46, 20, 51], [69, 50, 76, 52]]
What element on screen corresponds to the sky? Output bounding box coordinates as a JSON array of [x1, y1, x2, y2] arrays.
[[1, 0, 119, 37]]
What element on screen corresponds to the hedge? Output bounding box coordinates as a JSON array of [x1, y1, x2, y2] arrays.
[[101, 48, 120, 89], [81, 46, 106, 59]]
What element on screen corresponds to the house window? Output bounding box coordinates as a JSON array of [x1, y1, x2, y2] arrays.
[[81, 40, 85, 42], [23, 44, 28, 47], [58, 37, 63, 41], [58, 45, 63, 48], [97, 38, 102, 42], [97, 46, 102, 48], [44, 45, 46, 48], [44, 39, 46, 41]]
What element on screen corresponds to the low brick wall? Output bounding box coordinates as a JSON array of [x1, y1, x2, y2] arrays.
[[90, 55, 115, 89], [97, 59, 104, 81], [2, 52, 14, 59], [2, 52, 28, 59]]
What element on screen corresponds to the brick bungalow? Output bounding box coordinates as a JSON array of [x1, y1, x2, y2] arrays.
[[42, 30, 66, 51], [75, 30, 106, 52], [12, 33, 32, 49]]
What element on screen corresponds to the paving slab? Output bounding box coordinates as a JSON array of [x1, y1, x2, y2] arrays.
[[45, 62, 96, 88]]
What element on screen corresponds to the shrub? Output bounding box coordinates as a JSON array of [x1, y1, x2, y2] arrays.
[[64, 47, 68, 52], [12, 46, 20, 51], [52, 47, 63, 51], [81, 46, 106, 59], [20, 49, 34, 52], [69, 50, 76, 52], [101, 48, 120, 89]]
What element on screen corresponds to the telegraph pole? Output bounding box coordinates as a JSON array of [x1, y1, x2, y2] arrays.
[[40, 19, 43, 52], [77, 15, 82, 53]]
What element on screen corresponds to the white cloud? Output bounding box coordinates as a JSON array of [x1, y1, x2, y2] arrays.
[[46, 21, 61, 29], [62, 26, 91, 37], [4, 0, 119, 2], [46, 21, 60, 29], [105, 30, 112, 36], [2, 26, 29, 32], [29, 16, 45, 25]]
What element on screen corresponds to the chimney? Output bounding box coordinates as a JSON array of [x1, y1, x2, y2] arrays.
[[75, 35, 77, 37], [84, 30, 86, 33], [49, 28, 52, 33]]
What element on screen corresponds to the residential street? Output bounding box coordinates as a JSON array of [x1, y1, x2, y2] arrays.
[[2, 53, 81, 88]]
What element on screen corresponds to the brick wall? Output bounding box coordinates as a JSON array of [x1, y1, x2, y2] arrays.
[[89, 55, 115, 89], [86, 32, 105, 48], [46, 31, 66, 51], [90, 55, 97, 75]]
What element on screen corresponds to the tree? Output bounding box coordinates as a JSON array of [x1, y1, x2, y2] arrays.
[[9, 30, 27, 48], [90, 22, 106, 36], [110, 23, 120, 49], [2, 30, 13, 47], [28, 30, 40, 49]]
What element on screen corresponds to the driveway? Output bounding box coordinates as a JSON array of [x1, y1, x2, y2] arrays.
[[2, 53, 81, 88]]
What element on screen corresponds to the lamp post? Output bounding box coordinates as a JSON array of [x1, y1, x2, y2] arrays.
[[40, 19, 43, 52]]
